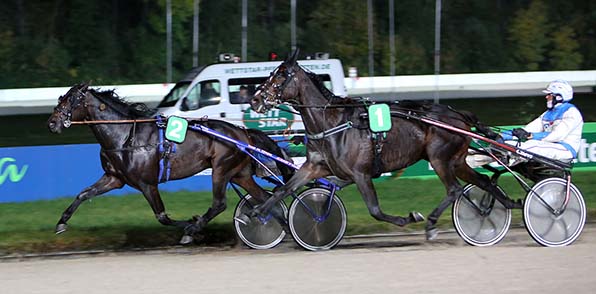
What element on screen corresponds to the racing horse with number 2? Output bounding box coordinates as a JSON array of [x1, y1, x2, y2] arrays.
[[47, 83, 293, 244], [243, 50, 524, 240]]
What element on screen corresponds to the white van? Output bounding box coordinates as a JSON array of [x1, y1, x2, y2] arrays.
[[156, 58, 346, 134]]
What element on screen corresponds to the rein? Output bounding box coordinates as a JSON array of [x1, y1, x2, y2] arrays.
[[69, 118, 157, 125], [287, 102, 368, 109]]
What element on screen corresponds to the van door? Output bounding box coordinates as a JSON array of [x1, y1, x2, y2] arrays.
[[173, 79, 234, 120]]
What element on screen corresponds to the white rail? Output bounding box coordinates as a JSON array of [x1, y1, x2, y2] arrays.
[[1, 70, 594, 115]]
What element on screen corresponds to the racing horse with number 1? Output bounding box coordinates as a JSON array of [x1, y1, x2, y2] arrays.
[[242, 50, 523, 240], [47, 83, 293, 244]]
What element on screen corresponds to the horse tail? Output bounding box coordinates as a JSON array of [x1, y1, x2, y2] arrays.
[[246, 129, 295, 182], [458, 110, 499, 140]]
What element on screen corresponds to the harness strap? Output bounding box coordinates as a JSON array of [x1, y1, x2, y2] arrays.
[[306, 121, 353, 140], [371, 133, 385, 178], [156, 116, 177, 183]]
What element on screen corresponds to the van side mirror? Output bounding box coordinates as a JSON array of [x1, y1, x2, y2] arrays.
[[180, 97, 189, 111], [180, 96, 200, 111]]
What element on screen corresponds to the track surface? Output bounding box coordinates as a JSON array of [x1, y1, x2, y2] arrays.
[[2, 224, 596, 294]]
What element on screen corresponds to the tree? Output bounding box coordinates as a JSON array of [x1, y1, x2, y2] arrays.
[[303, 0, 371, 75], [507, 0, 550, 71], [0, 0, 595, 88], [548, 25, 583, 70]]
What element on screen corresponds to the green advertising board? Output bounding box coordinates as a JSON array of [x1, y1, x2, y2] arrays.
[[285, 122, 596, 179], [398, 122, 596, 178], [243, 105, 295, 132]]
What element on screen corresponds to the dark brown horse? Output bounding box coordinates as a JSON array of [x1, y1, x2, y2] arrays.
[[47, 83, 292, 244], [244, 50, 523, 240]]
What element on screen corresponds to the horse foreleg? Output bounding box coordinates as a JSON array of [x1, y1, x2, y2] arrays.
[[55, 173, 124, 234], [237, 162, 325, 225], [353, 174, 425, 227], [232, 174, 288, 230]]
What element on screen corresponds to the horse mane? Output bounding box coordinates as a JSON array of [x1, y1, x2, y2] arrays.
[[303, 70, 337, 100], [300, 68, 493, 137], [89, 88, 157, 118], [302, 69, 366, 106]]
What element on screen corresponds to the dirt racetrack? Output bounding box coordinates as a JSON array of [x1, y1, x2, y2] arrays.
[[2, 224, 596, 294]]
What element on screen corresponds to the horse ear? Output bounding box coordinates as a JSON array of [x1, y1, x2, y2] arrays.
[[288, 48, 300, 65]]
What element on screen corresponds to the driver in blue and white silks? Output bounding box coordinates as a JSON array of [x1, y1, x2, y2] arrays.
[[501, 80, 584, 162]]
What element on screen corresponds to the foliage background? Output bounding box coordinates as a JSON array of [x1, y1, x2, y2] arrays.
[[0, 0, 594, 88]]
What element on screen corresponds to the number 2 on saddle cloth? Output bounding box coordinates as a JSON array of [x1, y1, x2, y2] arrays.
[[156, 115, 188, 183]]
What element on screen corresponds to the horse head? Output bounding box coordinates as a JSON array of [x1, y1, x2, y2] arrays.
[[48, 83, 91, 133], [251, 49, 302, 113]]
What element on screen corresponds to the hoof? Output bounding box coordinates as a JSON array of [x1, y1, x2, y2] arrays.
[[410, 211, 425, 223], [426, 228, 439, 241], [55, 223, 68, 235], [234, 214, 251, 226], [179, 235, 194, 245], [506, 199, 524, 209]]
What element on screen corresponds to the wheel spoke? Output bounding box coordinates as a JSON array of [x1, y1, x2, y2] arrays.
[[453, 185, 511, 246], [524, 178, 585, 247]]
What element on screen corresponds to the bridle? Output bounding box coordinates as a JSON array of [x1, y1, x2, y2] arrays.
[[257, 65, 296, 112], [54, 88, 88, 128], [258, 64, 365, 111]]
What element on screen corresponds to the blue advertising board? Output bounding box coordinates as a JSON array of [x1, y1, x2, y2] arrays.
[[0, 144, 215, 203], [2, 123, 596, 203]]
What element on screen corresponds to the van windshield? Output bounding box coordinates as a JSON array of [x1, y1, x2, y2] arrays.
[[227, 75, 332, 104], [228, 77, 267, 104], [158, 82, 190, 107]]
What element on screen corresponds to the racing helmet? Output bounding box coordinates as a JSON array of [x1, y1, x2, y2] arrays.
[[542, 80, 573, 102]]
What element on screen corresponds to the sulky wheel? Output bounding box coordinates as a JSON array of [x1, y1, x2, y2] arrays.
[[233, 194, 288, 250], [523, 177, 586, 247], [452, 184, 512, 246], [288, 187, 347, 251]]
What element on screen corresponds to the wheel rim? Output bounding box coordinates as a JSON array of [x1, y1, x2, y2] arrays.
[[453, 185, 511, 246], [234, 195, 287, 250], [524, 178, 585, 247], [289, 188, 347, 251]]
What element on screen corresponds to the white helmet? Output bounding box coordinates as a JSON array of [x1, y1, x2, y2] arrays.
[[542, 80, 573, 102]]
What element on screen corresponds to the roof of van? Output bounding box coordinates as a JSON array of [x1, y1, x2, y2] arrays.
[[180, 66, 206, 82], [179, 59, 344, 81]]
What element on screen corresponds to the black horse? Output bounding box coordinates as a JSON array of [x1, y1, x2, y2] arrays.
[[47, 83, 293, 244], [245, 50, 522, 240]]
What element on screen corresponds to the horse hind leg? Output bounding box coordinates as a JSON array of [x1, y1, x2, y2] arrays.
[[137, 184, 198, 245], [354, 175, 425, 227], [177, 168, 241, 245], [55, 173, 124, 234], [456, 161, 523, 209], [425, 159, 465, 241], [190, 176, 229, 233]]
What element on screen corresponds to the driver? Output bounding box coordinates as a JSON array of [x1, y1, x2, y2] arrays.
[[502, 80, 583, 162], [467, 80, 583, 167]]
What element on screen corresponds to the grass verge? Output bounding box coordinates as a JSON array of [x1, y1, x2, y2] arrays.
[[1, 171, 594, 255]]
